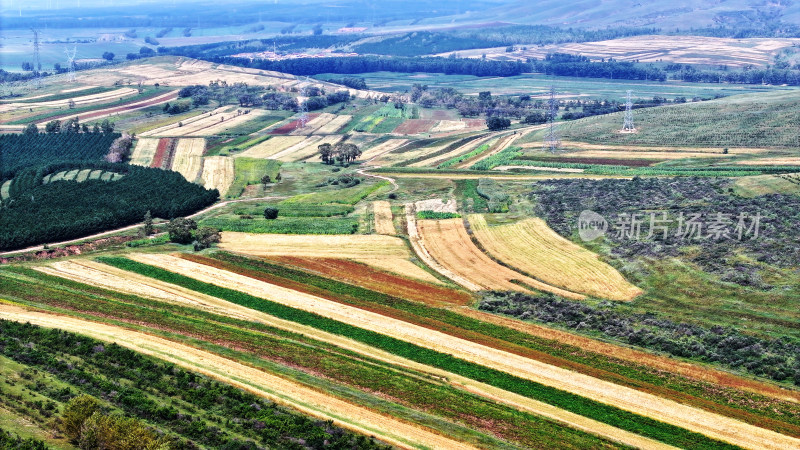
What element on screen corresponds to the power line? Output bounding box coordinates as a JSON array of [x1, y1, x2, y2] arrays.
[[65, 46, 77, 83], [31, 28, 42, 89]]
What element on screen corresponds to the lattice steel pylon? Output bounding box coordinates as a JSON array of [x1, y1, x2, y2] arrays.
[[543, 86, 560, 152], [65, 46, 77, 83], [622, 90, 636, 132], [31, 28, 42, 88]]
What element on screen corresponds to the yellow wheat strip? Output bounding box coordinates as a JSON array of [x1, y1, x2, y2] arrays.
[[126, 253, 800, 450], [200, 156, 234, 196], [372, 201, 397, 235], [468, 215, 642, 301], [235, 136, 306, 159], [129, 138, 160, 166], [0, 304, 475, 450], [171, 138, 206, 182]]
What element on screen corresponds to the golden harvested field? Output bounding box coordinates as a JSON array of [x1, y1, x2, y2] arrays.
[[415, 217, 584, 298], [279, 135, 342, 162], [171, 138, 206, 182], [0, 304, 474, 450], [140, 106, 231, 137], [468, 215, 642, 301], [200, 155, 235, 196], [315, 114, 351, 134], [218, 231, 441, 284], [129, 138, 159, 166], [127, 253, 800, 450], [372, 201, 397, 235], [235, 136, 306, 159]]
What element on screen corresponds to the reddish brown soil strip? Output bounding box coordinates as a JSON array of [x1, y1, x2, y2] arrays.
[[150, 138, 173, 169], [518, 156, 661, 167], [161, 139, 179, 170], [457, 308, 800, 405], [393, 119, 437, 135], [180, 253, 800, 436], [267, 256, 472, 306], [464, 119, 486, 128], [270, 113, 320, 135]]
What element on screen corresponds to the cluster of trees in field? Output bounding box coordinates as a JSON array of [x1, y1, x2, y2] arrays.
[[0, 132, 118, 180], [0, 320, 390, 449], [318, 142, 362, 165], [303, 89, 350, 111], [532, 177, 800, 284], [0, 162, 218, 250], [480, 291, 800, 385], [325, 76, 368, 90]]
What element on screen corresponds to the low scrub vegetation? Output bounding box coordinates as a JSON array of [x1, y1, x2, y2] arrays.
[[480, 291, 800, 385]]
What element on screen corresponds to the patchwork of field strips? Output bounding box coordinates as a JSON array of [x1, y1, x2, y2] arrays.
[[290, 113, 335, 135], [372, 201, 397, 235], [217, 231, 441, 284], [0, 87, 138, 111], [140, 106, 232, 137], [314, 114, 352, 134], [168, 110, 270, 137], [359, 138, 409, 161], [413, 217, 585, 298], [277, 135, 343, 162], [468, 215, 642, 301], [0, 304, 472, 450], [200, 155, 235, 196], [270, 113, 320, 135], [80, 253, 800, 450], [170, 138, 206, 183], [392, 119, 437, 134], [33, 90, 179, 125]]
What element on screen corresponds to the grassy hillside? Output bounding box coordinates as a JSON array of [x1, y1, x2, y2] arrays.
[[551, 89, 800, 148]]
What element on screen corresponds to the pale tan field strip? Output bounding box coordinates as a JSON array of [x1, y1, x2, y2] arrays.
[[3, 88, 138, 110], [314, 114, 351, 134], [415, 217, 586, 299], [360, 138, 409, 162], [141, 106, 232, 137], [235, 136, 306, 159], [34, 90, 179, 126], [468, 215, 642, 301], [378, 172, 631, 180], [409, 134, 494, 168], [290, 113, 335, 135], [0, 304, 473, 450], [199, 156, 234, 196], [171, 138, 206, 182], [281, 135, 342, 162], [539, 141, 771, 155], [218, 232, 441, 284], [167, 109, 268, 137], [269, 136, 324, 161], [130, 138, 160, 166], [34, 260, 673, 449], [735, 157, 800, 165], [372, 201, 397, 235], [126, 253, 800, 450]]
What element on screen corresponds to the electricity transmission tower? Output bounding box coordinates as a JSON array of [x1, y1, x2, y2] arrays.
[[65, 46, 77, 82], [543, 86, 560, 152], [31, 28, 42, 88], [622, 90, 636, 132]]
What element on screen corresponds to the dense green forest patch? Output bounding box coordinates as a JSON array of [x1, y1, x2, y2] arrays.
[[0, 163, 217, 250]]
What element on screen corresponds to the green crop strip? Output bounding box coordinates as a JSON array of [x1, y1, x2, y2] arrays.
[[98, 256, 741, 449]]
